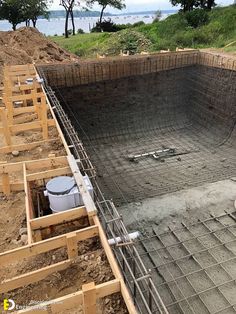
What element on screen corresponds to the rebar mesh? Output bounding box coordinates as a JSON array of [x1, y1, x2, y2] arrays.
[[37, 52, 236, 314], [53, 64, 236, 205]]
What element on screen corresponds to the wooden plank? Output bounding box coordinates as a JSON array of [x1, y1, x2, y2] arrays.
[[14, 113, 38, 125], [19, 85, 41, 92], [0, 156, 68, 174], [0, 181, 24, 192], [41, 96, 48, 139], [67, 155, 97, 216], [82, 282, 96, 314], [93, 215, 137, 314], [16, 279, 120, 313], [10, 92, 45, 102], [0, 108, 12, 146], [0, 139, 59, 154], [0, 225, 99, 266], [0, 260, 71, 293], [2, 173, 10, 195], [23, 163, 33, 244], [7, 64, 35, 72], [30, 206, 87, 230], [26, 156, 68, 171], [0, 156, 67, 174], [13, 106, 38, 116], [26, 166, 71, 181], [66, 232, 78, 260], [10, 119, 55, 133]]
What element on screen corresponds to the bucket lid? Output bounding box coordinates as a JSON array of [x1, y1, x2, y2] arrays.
[[46, 176, 76, 195]]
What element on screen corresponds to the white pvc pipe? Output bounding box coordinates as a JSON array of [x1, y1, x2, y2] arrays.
[[108, 231, 140, 245]]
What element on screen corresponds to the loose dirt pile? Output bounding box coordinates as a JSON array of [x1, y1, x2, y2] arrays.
[[0, 27, 78, 83]]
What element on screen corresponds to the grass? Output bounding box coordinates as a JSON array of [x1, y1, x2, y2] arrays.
[[52, 32, 110, 57], [51, 5, 236, 57]]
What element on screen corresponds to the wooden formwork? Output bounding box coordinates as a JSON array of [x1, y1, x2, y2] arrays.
[[0, 64, 59, 153], [0, 64, 137, 314]]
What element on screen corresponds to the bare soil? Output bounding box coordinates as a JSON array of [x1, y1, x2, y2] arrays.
[[0, 27, 78, 85], [0, 239, 128, 313], [0, 192, 26, 252]]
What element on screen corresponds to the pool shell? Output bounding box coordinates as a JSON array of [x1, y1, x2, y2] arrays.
[[39, 51, 236, 205]]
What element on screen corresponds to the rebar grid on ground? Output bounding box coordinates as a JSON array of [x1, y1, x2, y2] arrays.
[[136, 212, 236, 314], [37, 67, 167, 314]]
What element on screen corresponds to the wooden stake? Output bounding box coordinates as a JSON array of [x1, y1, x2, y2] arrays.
[[0, 108, 12, 146], [41, 96, 48, 140], [82, 282, 96, 314], [66, 232, 78, 260], [2, 173, 10, 196]]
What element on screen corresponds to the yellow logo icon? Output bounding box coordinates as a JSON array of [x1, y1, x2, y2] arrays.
[[3, 299, 15, 311]]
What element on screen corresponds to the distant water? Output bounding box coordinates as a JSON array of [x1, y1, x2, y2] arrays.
[[0, 13, 173, 36]]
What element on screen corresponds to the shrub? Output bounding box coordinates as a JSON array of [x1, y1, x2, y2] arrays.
[[91, 19, 128, 33], [185, 9, 209, 28], [99, 29, 152, 55], [77, 28, 85, 34], [133, 21, 145, 27]]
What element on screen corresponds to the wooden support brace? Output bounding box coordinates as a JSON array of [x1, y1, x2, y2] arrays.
[[30, 206, 87, 230], [26, 166, 71, 181], [0, 260, 72, 293], [2, 173, 10, 195], [16, 279, 120, 313], [33, 229, 42, 242], [66, 232, 78, 260], [0, 225, 99, 266], [0, 108, 12, 146], [0, 139, 60, 154], [82, 282, 96, 314], [41, 96, 48, 140]]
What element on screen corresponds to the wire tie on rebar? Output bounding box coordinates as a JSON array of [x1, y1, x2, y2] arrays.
[[106, 216, 122, 224], [135, 273, 151, 282], [116, 241, 134, 247]]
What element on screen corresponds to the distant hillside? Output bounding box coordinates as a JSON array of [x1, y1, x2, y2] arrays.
[[47, 10, 112, 18], [136, 5, 236, 51], [47, 9, 177, 19], [52, 5, 236, 57]]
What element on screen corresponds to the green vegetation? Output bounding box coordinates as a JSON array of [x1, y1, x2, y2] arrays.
[[51, 5, 236, 57], [0, 0, 50, 30], [52, 32, 110, 56], [137, 5, 236, 51]]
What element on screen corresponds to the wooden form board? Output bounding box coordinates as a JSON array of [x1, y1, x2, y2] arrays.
[[0, 156, 69, 196], [0, 64, 137, 313], [17, 279, 120, 313], [1, 64, 57, 150]]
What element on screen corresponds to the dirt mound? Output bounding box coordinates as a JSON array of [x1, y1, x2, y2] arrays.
[[0, 27, 78, 83]]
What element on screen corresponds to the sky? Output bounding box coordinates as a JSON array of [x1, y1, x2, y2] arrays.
[[50, 0, 234, 13]]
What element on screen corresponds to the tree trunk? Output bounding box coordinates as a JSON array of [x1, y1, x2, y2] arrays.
[[99, 6, 106, 25], [32, 18, 37, 28], [65, 9, 70, 38], [12, 24, 16, 31], [207, 0, 214, 10], [70, 9, 75, 35]]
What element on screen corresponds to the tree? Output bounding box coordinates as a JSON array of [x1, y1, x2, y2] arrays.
[[87, 0, 125, 27], [60, 0, 79, 38], [170, 0, 215, 11], [170, 0, 196, 12], [23, 0, 52, 28], [0, 0, 25, 30], [0, 0, 52, 30]]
